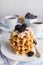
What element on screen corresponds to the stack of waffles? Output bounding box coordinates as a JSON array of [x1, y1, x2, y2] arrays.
[[10, 27, 35, 54]]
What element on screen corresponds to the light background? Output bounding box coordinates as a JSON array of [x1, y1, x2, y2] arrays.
[[0, 0, 43, 18]]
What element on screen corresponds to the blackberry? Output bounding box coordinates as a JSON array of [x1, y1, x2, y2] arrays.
[[18, 26, 25, 32], [33, 39, 37, 45], [25, 12, 37, 19], [27, 51, 34, 57], [34, 16, 37, 18], [18, 23, 27, 32], [25, 12, 30, 19], [15, 24, 27, 33], [22, 23, 27, 28], [15, 24, 21, 30]]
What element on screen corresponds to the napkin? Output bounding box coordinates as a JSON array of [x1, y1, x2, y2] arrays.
[[0, 44, 19, 65]]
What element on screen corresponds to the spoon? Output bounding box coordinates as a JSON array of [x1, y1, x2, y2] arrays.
[[34, 44, 41, 58], [33, 39, 41, 58]]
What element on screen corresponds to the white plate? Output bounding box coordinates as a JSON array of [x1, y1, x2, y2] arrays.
[[1, 39, 43, 61]]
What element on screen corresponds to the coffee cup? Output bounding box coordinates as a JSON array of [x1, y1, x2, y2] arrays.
[[1, 16, 18, 31], [29, 18, 43, 38]]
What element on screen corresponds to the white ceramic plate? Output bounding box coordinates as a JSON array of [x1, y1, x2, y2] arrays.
[[1, 39, 43, 61]]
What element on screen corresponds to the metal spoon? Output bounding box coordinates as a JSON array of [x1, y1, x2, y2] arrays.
[[33, 39, 41, 58], [34, 44, 41, 58]]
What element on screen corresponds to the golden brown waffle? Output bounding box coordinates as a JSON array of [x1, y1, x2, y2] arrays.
[[10, 29, 35, 55]]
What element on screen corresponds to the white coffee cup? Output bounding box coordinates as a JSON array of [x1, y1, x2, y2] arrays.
[[1, 16, 18, 31], [29, 18, 43, 37]]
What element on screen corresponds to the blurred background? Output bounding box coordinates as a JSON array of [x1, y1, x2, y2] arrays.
[[0, 0, 43, 18]]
